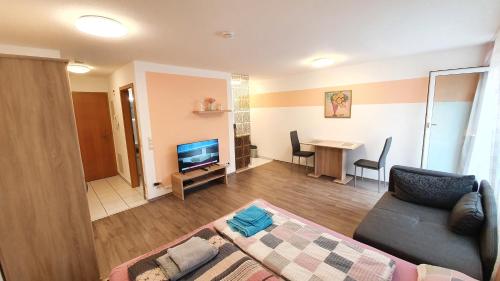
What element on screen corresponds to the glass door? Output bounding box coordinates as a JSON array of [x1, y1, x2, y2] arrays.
[[421, 67, 488, 172]]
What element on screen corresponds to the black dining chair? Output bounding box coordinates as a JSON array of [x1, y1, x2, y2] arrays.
[[353, 137, 392, 192], [290, 131, 315, 170]]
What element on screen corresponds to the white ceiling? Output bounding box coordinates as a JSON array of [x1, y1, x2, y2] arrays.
[[1, 0, 499, 79]]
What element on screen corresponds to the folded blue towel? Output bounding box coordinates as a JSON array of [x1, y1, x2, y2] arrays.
[[228, 215, 272, 237], [227, 205, 272, 237], [233, 205, 268, 225]]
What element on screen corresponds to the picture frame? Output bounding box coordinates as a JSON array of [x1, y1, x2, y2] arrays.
[[324, 90, 352, 118]]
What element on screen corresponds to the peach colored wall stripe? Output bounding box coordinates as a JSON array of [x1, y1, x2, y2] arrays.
[[146, 72, 229, 186], [250, 77, 430, 108]]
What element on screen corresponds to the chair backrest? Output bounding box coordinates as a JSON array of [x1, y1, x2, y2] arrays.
[[290, 131, 300, 153], [378, 137, 392, 167]]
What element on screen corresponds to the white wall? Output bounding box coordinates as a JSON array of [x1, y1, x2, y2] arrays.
[[251, 45, 488, 94], [108, 63, 135, 185], [69, 74, 109, 92], [252, 104, 426, 180], [250, 45, 488, 181], [0, 43, 60, 58]]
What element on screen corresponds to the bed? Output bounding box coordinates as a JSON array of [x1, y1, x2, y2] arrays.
[[109, 199, 417, 281]]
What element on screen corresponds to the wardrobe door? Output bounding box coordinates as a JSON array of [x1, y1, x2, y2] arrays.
[[0, 55, 99, 281]]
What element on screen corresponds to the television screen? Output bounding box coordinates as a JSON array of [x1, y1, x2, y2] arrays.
[[177, 139, 220, 173]]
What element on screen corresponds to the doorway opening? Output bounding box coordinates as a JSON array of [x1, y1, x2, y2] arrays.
[[72, 88, 147, 222]]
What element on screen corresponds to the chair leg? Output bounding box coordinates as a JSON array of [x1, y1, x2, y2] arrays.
[[377, 169, 380, 193], [291, 155, 294, 166], [354, 166, 357, 187], [361, 168, 364, 181], [383, 166, 386, 187], [298, 156, 301, 167]]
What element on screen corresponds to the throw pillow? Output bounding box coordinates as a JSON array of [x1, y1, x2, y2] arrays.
[[392, 169, 475, 209], [448, 192, 484, 235]]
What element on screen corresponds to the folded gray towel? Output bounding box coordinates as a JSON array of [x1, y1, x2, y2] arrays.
[[167, 237, 218, 273], [155, 254, 181, 280]]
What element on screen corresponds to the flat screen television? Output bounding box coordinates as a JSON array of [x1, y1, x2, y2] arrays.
[[177, 139, 220, 173]]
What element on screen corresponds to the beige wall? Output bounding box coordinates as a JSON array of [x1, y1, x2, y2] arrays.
[[108, 63, 135, 183], [250, 77, 429, 108], [69, 74, 109, 93], [145, 72, 230, 186]]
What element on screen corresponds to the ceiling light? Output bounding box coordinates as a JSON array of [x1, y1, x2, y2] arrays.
[[311, 58, 334, 68], [75, 15, 128, 38], [67, 63, 92, 74]]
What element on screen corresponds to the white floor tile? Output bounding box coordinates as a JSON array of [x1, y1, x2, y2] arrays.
[[86, 175, 148, 221], [249, 157, 273, 168]]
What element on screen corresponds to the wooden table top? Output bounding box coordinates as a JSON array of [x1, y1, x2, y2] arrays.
[[301, 140, 363, 150]]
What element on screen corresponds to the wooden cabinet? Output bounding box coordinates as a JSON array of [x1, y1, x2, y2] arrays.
[[0, 55, 99, 281], [171, 164, 227, 200]]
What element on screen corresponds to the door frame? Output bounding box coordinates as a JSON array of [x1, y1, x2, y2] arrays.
[[420, 66, 489, 168], [119, 83, 144, 193]]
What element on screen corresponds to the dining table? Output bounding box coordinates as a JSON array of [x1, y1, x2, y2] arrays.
[[301, 139, 363, 184]]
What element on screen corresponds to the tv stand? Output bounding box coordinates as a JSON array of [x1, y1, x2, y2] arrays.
[[171, 164, 227, 200]]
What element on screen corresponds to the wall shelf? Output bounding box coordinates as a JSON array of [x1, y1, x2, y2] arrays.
[[193, 109, 232, 114]]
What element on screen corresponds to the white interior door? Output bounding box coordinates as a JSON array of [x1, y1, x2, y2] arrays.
[[421, 67, 489, 172]]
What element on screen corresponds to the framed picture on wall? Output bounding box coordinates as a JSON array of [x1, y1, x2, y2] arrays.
[[324, 90, 352, 118]]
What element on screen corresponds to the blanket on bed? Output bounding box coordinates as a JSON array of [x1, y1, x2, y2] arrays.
[[128, 228, 279, 281], [214, 205, 396, 281]]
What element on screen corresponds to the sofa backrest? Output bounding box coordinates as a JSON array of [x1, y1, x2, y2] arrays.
[[388, 165, 478, 193], [479, 181, 498, 281]]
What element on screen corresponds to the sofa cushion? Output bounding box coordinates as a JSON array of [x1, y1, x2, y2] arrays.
[[392, 169, 475, 209], [449, 192, 484, 235], [354, 192, 482, 280]]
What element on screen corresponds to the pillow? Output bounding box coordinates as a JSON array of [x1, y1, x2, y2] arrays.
[[392, 169, 475, 209], [448, 192, 484, 235], [417, 264, 478, 281]]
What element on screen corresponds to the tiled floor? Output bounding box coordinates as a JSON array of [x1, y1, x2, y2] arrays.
[[87, 176, 148, 221], [236, 157, 273, 173], [249, 157, 273, 168]]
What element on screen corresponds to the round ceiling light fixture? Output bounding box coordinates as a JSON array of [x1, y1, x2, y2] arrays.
[[311, 58, 334, 68], [67, 63, 92, 74], [75, 15, 128, 38]]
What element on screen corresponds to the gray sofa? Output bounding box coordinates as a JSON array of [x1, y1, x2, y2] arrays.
[[353, 165, 498, 281]]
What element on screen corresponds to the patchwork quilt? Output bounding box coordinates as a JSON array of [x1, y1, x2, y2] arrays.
[[127, 228, 280, 281], [214, 205, 396, 281]]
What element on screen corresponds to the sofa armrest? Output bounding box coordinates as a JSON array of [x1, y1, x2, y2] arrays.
[[388, 165, 478, 192], [479, 180, 498, 281]]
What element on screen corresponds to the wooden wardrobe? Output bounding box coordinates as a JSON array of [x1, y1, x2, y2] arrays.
[[0, 55, 99, 281]]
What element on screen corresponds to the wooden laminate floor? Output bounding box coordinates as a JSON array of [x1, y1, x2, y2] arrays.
[[93, 160, 387, 279]]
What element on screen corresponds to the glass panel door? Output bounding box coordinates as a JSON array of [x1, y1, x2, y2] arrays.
[[422, 68, 486, 172]]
